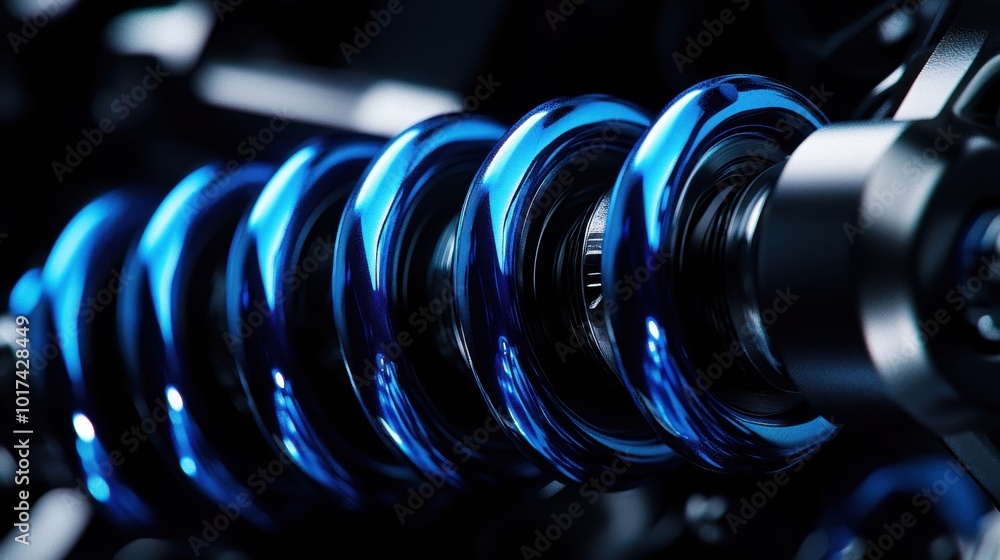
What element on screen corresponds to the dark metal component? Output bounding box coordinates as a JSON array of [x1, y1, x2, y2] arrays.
[[755, 0, 1000, 504]]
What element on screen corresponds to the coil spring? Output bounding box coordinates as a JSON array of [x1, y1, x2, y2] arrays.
[[8, 74, 843, 531]]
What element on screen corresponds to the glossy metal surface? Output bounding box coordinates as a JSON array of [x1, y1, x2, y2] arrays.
[[227, 136, 416, 510], [454, 95, 677, 486], [119, 163, 317, 529], [20, 192, 164, 527], [604, 75, 838, 473], [333, 115, 540, 490]]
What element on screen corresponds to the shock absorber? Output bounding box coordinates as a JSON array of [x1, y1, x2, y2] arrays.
[[8, 0, 1000, 541], [7, 74, 838, 533]]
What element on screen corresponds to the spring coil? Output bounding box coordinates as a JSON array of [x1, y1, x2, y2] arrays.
[[8, 74, 842, 531]]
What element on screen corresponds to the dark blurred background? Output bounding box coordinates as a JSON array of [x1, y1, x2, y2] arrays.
[[3, 0, 999, 558], [0, 0, 951, 293]]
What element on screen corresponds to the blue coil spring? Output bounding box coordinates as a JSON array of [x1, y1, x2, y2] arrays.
[[9, 74, 842, 530]]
